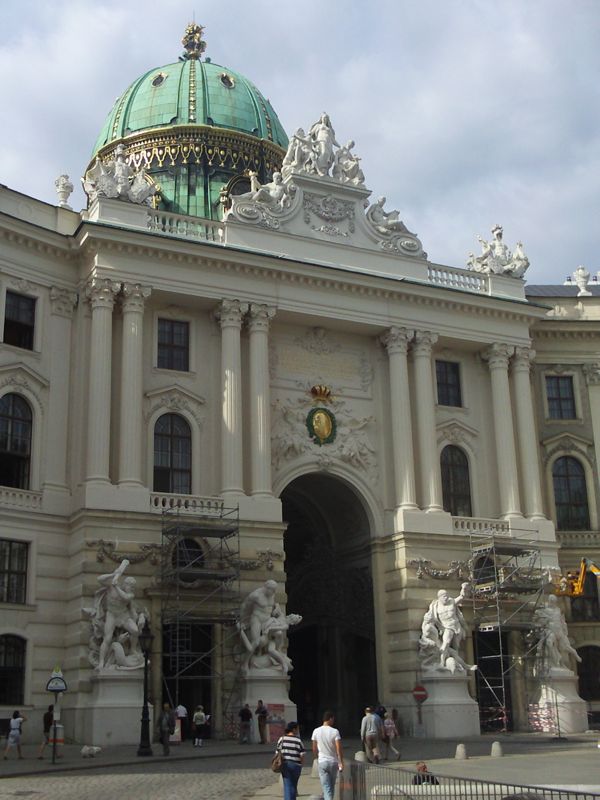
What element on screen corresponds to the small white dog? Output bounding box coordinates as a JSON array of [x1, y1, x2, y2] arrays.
[[81, 745, 102, 758]]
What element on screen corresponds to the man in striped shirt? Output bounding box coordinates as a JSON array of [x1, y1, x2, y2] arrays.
[[277, 721, 305, 800]]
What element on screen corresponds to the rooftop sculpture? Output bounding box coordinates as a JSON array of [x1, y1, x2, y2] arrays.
[[467, 224, 529, 278], [82, 144, 158, 206]]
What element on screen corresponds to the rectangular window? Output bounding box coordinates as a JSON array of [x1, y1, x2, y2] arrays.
[[546, 375, 576, 419], [4, 291, 36, 351], [436, 360, 462, 407], [157, 319, 190, 371], [0, 540, 28, 604]]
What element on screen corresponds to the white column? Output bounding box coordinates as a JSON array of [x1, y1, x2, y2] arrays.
[[248, 303, 276, 497], [43, 287, 77, 492], [217, 299, 248, 497], [513, 346, 545, 519], [412, 330, 443, 512], [380, 327, 418, 509], [85, 278, 121, 484], [118, 283, 151, 487], [483, 343, 522, 518]]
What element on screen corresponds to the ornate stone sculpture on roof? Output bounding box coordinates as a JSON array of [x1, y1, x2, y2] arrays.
[[82, 144, 158, 206], [224, 113, 425, 259], [532, 595, 582, 674], [467, 224, 529, 278]]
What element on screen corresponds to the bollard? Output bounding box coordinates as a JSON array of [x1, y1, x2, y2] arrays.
[[355, 751, 367, 763], [491, 740, 503, 758], [455, 743, 468, 759]]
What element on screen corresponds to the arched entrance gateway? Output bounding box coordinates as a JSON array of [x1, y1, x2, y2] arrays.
[[280, 473, 378, 733]]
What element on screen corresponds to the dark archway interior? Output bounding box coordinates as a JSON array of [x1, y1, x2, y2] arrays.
[[281, 473, 377, 735]]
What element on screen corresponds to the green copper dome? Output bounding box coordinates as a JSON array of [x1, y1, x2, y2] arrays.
[[89, 24, 288, 220]]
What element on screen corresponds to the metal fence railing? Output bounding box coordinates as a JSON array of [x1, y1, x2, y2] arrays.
[[340, 762, 600, 800]]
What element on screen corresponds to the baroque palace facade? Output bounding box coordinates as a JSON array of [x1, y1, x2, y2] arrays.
[[0, 25, 599, 740]]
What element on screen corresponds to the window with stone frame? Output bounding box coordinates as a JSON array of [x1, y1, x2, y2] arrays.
[[157, 318, 190, 371], [3, 291, 36, 351], [153, 413, 192, 494], [0, 634, 26, 705], [441, 444, 472, 517], [436, 360, 462, 407], [0, 539, 28, 604], [545, 375, 576, 420], [0, 393, 32, 489], [552, 456, 590, 530]]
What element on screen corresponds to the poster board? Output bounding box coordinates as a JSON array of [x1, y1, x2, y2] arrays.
[[267, 703, 285, 742]]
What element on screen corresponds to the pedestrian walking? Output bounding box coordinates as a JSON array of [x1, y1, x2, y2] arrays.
[[176, 702, 188, 741], [382, 711, 400, 761], [157, 703, 176, 756], [37, 704, 54, 759], [360, 706, 382, 764], [192, 705, 206, 747], [3, 710, 26, 760], [255, 699, 268, 744], [238, 703, 252, 743], [275, 721, 305, 800], [311, 710, 344, 800], [412, 761, 439, 785]]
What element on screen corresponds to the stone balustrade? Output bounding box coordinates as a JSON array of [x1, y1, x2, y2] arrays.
[[428, 263, 488, 293], [0, 487, 43, 509], [147, 210, 223, 242], [150, 491, 225, 515], [452, 516, 510, 535]]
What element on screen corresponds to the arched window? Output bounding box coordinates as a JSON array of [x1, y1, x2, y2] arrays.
[[153, 413, 192, 494], [552, 456, 590, 530], [441, 445, 472, 517], [0, 394, 32, 489], [576, 645, 600, 702], [0, 635, 26, 705], [172, 538, 205, 583]]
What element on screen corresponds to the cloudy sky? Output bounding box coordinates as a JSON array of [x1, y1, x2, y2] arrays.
[[1, 0, 599, 284]]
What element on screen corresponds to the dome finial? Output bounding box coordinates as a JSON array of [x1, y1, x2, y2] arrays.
[[182, 22, 207, 60]]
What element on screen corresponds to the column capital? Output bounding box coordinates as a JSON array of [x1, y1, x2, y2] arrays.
[[513, 346, 536, 372], [380, 326, 414, 355], [85, 278, 121, 310], [482, 342, 514, 369], [412, 330, 438, 356], [247, 303, 276, 333], [215, 299, 248, 328], [50, 286, 77, 318], [122, 283, 152, 313]]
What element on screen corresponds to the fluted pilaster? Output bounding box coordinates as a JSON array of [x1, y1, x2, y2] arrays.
[[412, 330, 443, 511], [483, 343, 522, 518], [380, 326, 417, 509], [85, 278, 121, 483], [216, 299, 248, 497], [118, 283, 152, 486], [512, 346, 544, 519], [248, 304, 276, 496]]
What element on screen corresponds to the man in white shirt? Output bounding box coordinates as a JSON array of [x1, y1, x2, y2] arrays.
[[311, 710, 344, 800]]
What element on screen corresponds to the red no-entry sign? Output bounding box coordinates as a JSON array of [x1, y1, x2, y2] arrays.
[[412, 684, 428, 704]]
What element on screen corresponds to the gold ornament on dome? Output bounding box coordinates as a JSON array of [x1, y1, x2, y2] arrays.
[[182, 23, 207, 60]]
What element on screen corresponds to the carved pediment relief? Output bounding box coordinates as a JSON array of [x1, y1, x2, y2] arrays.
[[144, 385, 206, 426], [541, 432, 595, 466], [0, 363, 49, 409], [436, 420, 478, 448]]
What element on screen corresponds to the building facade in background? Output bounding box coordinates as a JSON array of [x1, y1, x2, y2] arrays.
[[0, 25, 598, 740]]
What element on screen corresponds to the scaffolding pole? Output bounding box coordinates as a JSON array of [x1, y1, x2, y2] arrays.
[[159, 501, 241, 738]]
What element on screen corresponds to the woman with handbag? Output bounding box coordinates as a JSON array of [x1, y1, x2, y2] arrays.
[[274, 721, 305, 800]]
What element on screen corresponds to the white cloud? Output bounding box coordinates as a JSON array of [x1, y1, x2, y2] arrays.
[[1, 0, 599, 283]]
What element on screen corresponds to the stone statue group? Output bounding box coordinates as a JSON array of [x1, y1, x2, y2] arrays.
[[418, 582, 580, 676]]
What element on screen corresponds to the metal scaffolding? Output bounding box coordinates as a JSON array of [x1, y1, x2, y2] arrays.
[[468, 531, 548, 732], [160, 502, 241, 735]]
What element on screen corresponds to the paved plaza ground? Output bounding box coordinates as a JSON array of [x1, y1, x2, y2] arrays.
[[0, 733, 598, 799]]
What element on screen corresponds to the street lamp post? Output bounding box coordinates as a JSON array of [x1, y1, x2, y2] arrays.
[[137, 620, 154, 757]]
